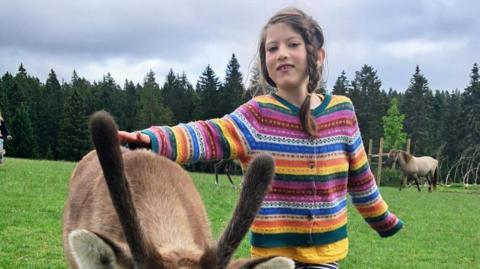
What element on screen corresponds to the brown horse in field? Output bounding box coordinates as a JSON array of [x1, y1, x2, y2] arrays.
[[388, 150, 439, 192]]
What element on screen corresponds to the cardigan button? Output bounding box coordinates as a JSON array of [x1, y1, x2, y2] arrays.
[[307, 160, 315, 169]]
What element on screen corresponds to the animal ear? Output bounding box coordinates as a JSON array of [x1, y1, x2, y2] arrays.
[[215, 153, 275, 268], [227, 256, 295, 269], [200, 245, 217, 268], [68, 229, 133, 269], [404, 152, 412, 162], [90, 111, 158, 265]]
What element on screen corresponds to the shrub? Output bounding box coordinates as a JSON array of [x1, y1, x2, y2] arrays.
[[379, 167, 403, 187]]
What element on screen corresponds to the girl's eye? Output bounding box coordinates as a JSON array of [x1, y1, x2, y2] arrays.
[[267, 46, 278, 52], [289, 43, 300, 48]]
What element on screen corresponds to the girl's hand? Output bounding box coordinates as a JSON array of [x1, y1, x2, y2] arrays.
[[118, 131, 151, 149]]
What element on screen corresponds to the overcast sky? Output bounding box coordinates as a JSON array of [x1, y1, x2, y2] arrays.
[[0, 0, 478, 92]]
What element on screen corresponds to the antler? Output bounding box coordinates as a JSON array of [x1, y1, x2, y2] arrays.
[[214, 154, 275, 269], [89, 111, 161, 268]]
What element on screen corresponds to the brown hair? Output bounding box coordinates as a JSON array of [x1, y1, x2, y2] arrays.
[[258, 7, 324, 137]]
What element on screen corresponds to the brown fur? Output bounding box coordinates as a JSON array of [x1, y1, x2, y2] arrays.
[[62, 111, 291, 269]]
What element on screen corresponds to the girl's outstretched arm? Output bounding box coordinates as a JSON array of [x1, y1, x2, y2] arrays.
[[141, 117, 248, 164], [125, 100, 257, 164], [346, 101, 404, 238]]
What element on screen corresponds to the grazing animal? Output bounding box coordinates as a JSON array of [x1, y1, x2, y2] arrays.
[[388, 150, 439, 192], [62, 111, 294, 269], [214, 159, 242, 186]]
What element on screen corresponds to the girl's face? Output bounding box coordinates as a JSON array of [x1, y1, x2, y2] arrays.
[[265, 22, 308, 93]]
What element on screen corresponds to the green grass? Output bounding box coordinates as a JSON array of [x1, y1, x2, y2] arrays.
[[1, 158, 479, 268]]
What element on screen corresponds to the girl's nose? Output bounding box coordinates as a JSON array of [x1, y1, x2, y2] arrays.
[[277, 45, 288, 61]]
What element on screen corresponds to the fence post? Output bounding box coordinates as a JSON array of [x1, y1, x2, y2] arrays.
[[368, 139, 373, 163], [377, 137, 384, 186], [402, 138, 412, 187]]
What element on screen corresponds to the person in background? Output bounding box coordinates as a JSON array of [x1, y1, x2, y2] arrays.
[[118, 7, 403, 269], [0, 111, 12, 163]]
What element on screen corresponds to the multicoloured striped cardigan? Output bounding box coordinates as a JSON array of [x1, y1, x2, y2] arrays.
[[142, 94, 403, 262]]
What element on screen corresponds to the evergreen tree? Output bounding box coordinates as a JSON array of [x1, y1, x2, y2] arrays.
[[332, 70, 350, 95], [160, 69, 184, 124], [387, 88, 403, 107], [57, 88, 90, 161], [12, 65, 44, 158], [97, 73, 127, 128], [136, 70, 173, 128], [461, 63, 480, 146], [348, 71, 365, 124], [7, 66, 27, 119], [37, 69, 64, 158], [70, 70, 92, 112], [71, 69, 80, 86], [177, 72, 196, 123], [69, 70, 92, 114], [350, 65, 386, 143], [0, 73, 15, 118], [124, 79, 138, 131], [193, 65, 221, 120], [3, 65, 41, 127], [432, 90, 448, 150], [99, 73, 117, 112], [382, 98, 407, 151], [220, 54, 245, 115], [9, 103, 36, 158], [13, 64, 41, 122], [443, 90, 463, 163], [401, 66, 435, 155]]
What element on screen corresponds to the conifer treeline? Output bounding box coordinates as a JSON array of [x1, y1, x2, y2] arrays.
[[0, 55, 478, 175], [332, 63, 479, 175]]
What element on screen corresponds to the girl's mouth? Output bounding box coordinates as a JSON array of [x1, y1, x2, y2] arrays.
[[277, 64, 294, 71]]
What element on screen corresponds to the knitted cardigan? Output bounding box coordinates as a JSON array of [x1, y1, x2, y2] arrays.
[[142, 94, 403, 259]]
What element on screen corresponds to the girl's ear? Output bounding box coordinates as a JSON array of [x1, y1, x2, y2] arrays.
[[316, 48, 326, 67]]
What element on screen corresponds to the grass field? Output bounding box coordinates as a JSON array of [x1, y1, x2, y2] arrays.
[[0, 157, 479, 268]]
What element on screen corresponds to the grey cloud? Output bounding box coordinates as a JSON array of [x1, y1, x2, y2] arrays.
[[0, 0, 477, 91]]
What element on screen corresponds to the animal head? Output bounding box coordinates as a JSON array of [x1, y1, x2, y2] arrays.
[[63, 111, 294, 269], [388, 150, 400, 163], [388, 150, 413, 164]]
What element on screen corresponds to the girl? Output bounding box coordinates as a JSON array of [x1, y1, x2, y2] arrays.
[[119, 7, 403, 269]]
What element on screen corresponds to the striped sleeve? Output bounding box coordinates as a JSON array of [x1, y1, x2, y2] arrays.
[[346, 101, 403, 237], [140, 103, 251, 164]]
